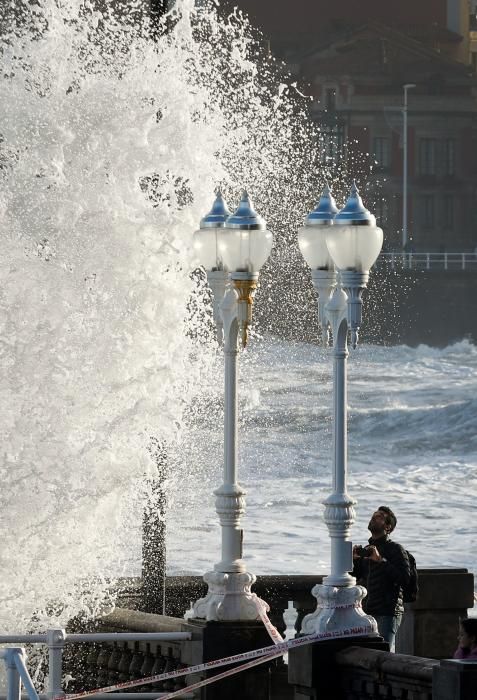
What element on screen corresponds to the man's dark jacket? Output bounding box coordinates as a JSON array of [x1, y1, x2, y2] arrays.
[[352, 535, 411, 617]]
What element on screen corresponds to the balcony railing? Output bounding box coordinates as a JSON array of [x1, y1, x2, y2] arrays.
[[380, 252, 477, 271]]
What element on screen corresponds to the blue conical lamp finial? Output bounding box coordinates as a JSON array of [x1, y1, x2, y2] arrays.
[[305, 183, 339, 225], [335, 181, 375, 226], [200, 190, 231, 229], [225, 191, 266, 230]]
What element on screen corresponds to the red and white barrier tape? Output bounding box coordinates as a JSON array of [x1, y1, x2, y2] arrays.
[[63, 623, 375, 700], [155, 644, 284, 700], [252, 595, 284, 644], [154, 624, 376, 700]]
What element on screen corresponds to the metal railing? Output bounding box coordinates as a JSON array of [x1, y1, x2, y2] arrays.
[[0, 629, 192, 700], [380, 252, 477, 271]]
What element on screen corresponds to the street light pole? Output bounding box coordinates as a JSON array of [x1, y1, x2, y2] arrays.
[[402, 83, 416, 250], [298, 183, 383, 635], [191, 191, 272, 621]]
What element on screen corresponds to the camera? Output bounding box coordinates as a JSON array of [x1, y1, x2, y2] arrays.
[[355, 545, 370, 557]]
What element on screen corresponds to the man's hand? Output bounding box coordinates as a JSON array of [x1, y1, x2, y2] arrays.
[[364, 545, 383, 562], [352, 545, 362, 560]]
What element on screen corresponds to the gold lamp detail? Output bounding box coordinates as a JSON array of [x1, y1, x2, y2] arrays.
[[220, 190, 272, 347]]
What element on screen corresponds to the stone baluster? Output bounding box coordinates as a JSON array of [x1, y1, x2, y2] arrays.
[[162, 649, 177, 691], [150, 648, 167, 691], [117, 643, 132, 683], [128, 642, 144, 680], [294, 597, 316, 636], [96, 644, 111, 687], [107, 643, 122, 684], [267, 600, 288, 640], [85, 643, 101, 689], [136, 642, 155, 691]]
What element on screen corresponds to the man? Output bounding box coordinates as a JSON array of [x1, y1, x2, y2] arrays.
[[352, 505, 410, 652]]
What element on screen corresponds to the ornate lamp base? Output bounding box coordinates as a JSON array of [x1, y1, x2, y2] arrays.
[[191, 570, 267, 621], [301, 584, 378, 636]]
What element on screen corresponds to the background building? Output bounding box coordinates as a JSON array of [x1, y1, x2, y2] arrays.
[[231, 0, 477, 253]]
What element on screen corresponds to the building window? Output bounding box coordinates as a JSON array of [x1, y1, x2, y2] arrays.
[[375, 198, 389, 227], [420, 195, 435, 228], [442, 195, 454, 229], [325, 88, 336, 111], [443, 139, 456, 176], [373, 137, 391, 169], [418, 138, 437, 175], [319, 123, 345, 163], [373, 136, 391, 170]]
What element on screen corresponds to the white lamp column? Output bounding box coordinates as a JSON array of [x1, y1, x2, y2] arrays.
[[300, 183, 383, 635], [192, 191, 272, 621]]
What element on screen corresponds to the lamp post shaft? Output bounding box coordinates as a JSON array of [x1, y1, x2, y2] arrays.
[[301, 289, 377, 635], [402, 84, 415, 250], [192, 287, 266, 621], [216, 313, 246, 571], [402, 96, 408, 250], [323, 313, 355, 588], [333, 343, 347, 495], [224, 339, 238, 487]]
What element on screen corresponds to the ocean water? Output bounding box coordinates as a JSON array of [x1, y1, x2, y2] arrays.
[[0, 0, 475, 637], [168, 337, 477, 590]]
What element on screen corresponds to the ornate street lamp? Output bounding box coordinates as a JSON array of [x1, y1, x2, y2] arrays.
[[191, 190, 272, 621], [299, 182, 383, 635]]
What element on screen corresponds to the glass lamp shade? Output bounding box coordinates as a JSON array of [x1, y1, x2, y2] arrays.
[[325, 224, 383, 272], [219, 226, 273, 274], [298, 226, 334, 270], [192, 227, 224, 271]]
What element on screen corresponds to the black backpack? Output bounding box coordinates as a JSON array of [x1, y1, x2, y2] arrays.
[[402, 550, 419, 603]]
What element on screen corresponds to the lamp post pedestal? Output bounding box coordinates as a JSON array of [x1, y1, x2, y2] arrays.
[[301, 582, 376, 635], [192, 570, 260, 621]]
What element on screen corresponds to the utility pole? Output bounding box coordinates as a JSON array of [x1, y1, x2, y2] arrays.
[[402, 83, 416, 250]]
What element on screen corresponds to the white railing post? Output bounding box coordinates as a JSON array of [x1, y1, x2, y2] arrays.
[[426, 253, 430, 270], [46, 629, 66, 700], [4, 649, 21, 700], [462, 253, 465, 271], [445, 252, 448, 270]]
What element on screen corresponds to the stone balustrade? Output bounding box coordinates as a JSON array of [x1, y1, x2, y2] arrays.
[[62, 609, 196, 695], [139, 569, 475, 659], [335, 646, 437, 699], [61, 568, 474, 699]]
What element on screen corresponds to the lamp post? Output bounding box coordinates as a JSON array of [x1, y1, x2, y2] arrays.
[[402, 83, 416, 251], [298, 182, 383, 635], [191, 191, 273, 621]]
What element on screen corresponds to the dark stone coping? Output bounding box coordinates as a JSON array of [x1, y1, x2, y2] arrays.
[[336, 645, 439, 682]]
